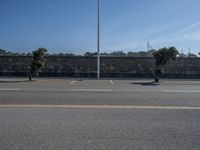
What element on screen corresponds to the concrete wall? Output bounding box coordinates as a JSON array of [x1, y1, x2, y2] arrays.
[[0, 56, 200, 78]]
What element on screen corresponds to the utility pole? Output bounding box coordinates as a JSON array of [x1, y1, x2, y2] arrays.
[[181, 49, 183, 56], [147, 41, 150, 52], [147, 41, 153, 52], [188, 48, 191, 57], [97, 0, 100, 79]]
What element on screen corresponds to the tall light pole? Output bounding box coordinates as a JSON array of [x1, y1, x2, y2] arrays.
[[97, 0, 100, 79]]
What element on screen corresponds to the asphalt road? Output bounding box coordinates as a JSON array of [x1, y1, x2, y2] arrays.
[[0, 78, 200, 150], [0, 78, 200, 106], [1, 108, 200, 150]]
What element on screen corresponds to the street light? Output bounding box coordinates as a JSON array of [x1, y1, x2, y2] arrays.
[[97, 0, 100, 79]]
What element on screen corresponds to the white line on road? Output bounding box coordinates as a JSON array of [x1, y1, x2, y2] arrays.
[[70, 89, 111, 92], [69, 81, 77, 85], [109, 80, 114, 85], [0, 105, 200, 110], [162, 90, 200, 93], [0, 88, 20, 91]]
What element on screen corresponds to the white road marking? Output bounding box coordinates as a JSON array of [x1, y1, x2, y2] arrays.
[[162, 90, 200, 93], [0, 88, 20, 91], [0, 104, 200, 110], [69, 80, 77, 85], [70, 89, 111, 92], [109, 80, 114, 85]]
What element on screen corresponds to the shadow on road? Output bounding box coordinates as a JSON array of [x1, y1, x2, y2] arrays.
[[131, 82, 159, 86], [0, 80, 31, 83]]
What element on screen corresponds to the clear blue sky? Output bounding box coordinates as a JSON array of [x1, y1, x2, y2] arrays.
[[0, 0, 200, 54]]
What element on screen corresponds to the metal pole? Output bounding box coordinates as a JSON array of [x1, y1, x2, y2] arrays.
[[147, 41, 150, 52], [97, 0, 100, 79]]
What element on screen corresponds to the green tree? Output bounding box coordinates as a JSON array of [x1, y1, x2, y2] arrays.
[[153, 47, 179, 82], [187, 53, 198, 58], [84, 52, 97, 57], [110, 51, 126, 56], [0, 49, 7, 55], [29, 48, 48, 81]]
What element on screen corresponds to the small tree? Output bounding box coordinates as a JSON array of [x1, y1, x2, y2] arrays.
[[153, 47, 179, 83], [29, 48, 48, 81], [0, 49, 7, 55]]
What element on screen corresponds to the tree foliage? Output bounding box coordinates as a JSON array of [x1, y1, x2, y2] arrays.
[[110, 51, 126, 56], [30, 48, 48, 76], [188, 53, 198, 58], [153, 47, 179, 82], [84, 52, 97, 57], [0, 49, 7, 55], [153, 47, 179, 67]]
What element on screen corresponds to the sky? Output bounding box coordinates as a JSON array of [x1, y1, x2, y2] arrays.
[[0, 0, 200, 54]]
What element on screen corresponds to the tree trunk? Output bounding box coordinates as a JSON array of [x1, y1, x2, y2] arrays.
[[35, 70, 39, 77], [154, 66, 161, 83], [29, 69, 32, 81]]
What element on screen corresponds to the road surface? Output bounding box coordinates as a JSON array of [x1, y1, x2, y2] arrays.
[[0, 78, 200, 150]]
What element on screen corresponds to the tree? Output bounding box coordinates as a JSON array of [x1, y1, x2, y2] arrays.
[[0, 49, 7, 55], [29, 48, 48, 81], [188, 53, 198, 58], [84, 52, 97, 57], [153, 47, 179, 82], [110, 51, 126, 56]]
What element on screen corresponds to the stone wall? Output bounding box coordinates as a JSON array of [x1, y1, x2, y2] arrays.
[[0, 56, 200, 78]]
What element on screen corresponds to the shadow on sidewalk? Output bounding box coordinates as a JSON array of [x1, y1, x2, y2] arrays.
[[131, 82, 159, 86], [0, 80, 31, 83]]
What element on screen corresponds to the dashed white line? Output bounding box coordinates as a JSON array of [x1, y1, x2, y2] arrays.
[[0, 105, 200, 110], [69, 80, 77, 85], [0, 88, 20, 91], [70, 89, 111, 92], [162, 90, 200, 93], [109, 80, 114, 85]]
